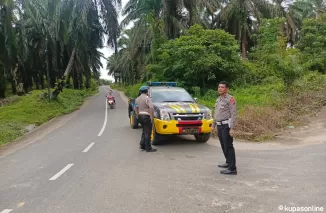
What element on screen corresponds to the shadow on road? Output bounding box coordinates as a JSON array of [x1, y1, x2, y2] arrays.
[[155, 135, 207, 146]]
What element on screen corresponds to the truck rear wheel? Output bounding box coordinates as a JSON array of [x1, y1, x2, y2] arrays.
[[130, 111, 139, 129]]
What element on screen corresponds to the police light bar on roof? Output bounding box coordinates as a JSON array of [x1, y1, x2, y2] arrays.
[[147, 82, 177, 87]]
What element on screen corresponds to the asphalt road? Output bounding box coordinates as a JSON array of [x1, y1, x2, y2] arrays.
[[0, 86, 325, 213]]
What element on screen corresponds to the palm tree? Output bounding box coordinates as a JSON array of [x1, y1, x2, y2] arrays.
[[271, 0, 304, 46], [98, 0, 121, 54], [107, 25, 151, 84], [121, 0, 162, 27], [291, 0, 326, 19], [0, 0, 120, 98], [0, 0, 27, 95], [219, 0, 274, 58], [51, 0, 106, 97]]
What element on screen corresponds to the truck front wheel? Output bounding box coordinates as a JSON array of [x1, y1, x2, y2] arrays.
[[194, 133, 211, 143]]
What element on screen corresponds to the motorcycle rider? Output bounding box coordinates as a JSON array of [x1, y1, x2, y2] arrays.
[[107, 88, 116, 104]]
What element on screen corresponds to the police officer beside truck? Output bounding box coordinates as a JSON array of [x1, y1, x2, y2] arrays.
[[212, 81, 237, 175], [135, 86, 157, 152]]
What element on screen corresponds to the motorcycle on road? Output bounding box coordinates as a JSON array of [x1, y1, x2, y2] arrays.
[[106, 95, 116, 109]]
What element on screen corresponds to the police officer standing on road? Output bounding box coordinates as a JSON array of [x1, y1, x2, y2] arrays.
[[135, 86, 157, 152], [212, 81, 237, 175]]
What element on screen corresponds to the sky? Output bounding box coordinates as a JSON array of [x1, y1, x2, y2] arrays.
[[99, 0, 129, 81]]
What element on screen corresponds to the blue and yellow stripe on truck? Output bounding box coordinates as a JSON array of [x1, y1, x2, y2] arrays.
[[166, 103, 202, 113]]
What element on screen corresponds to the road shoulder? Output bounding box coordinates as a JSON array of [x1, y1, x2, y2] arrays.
[[0, 92, 98, 159]]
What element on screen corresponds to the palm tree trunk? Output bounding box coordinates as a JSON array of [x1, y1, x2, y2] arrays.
[[39, 71, 45, 89], [316, 10, 320, 19], [241, 30, 247, 59], [163, 0, 179, 39], [12, 63, 25, 96], [114, 34, 118, 54], [33, 70, 40, 90], [79, 71, 83, 89], [5, 64, 16, 94], [52, 48, 76, 98], [64, 48, 76, 76], [94, 0, 99, 14], [0, 65, 5, 98], [11, 79, 16, 94], [34, 76, 40, 90]]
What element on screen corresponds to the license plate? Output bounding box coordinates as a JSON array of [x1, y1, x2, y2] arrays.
[[182, 128, 199, 134]]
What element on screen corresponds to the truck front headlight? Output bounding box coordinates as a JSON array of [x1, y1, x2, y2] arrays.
[[160, 109, 170, 121], [205, 109, 212, 120]]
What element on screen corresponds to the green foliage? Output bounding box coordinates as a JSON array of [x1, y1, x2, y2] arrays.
[[124, 83, 144, 97], [250, 18, 304, 87], [196, 83, 284, 111], [297, 17, 326, 73], [0, 89, 95, 145], [2, 0, 326, 142], [192, 86, 201, 97], [146, 25, 242, 91], [111, 83, 143, 98], [148, 12, 166, 62], [110, 1, 326, 141], [114, 70, 326, 141], [88, 78, 99, 91], [99, 79, 113, 85], [0, 0, 119, 99]]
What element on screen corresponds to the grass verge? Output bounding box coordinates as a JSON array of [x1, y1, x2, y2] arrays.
[[0, 88, 97, 146], [111, 72, 326, 141]]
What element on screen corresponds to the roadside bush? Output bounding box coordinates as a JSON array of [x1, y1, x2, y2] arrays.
[[111, 83, 142, 98], [113, 74, 326, 141], [146, 24, 242, 91], [233, 73, 326, 140], [0, 89, 95, 145], [89, 78, 99, 91]]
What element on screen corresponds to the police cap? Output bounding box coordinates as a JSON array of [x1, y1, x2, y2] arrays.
[[139, 86, 148, 92]]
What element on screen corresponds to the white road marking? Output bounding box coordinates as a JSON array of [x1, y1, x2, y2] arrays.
[[98, 99, 108, 137], [1, 209, 13, 213], [49, 164, 74, 181], [83, 142, 95, 153]]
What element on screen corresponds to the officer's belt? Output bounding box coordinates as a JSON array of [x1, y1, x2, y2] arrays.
[[139, 111, 150, 115], [216, 120, 229, 125]]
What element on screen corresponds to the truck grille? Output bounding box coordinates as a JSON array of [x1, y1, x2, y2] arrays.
[[172, 113, 204, 121]]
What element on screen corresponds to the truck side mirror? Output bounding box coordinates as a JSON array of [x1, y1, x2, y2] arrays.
[[194, 98, 198, 102]]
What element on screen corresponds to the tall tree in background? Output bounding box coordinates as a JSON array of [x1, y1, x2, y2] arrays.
[[219, 0, 274, 59], [292, 0, 326, 19], [0, 0, 121, 98]]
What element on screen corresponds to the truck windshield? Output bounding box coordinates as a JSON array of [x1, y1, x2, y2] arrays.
[[150, 87, 195, 103]]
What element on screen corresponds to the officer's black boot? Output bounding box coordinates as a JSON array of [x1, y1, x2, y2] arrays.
[[220, 169, 237, 175], [218, 163, 229, 168], [139, 145, 145, 150], [139, 132, 145, 150], [143, 117, 157, 153]]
